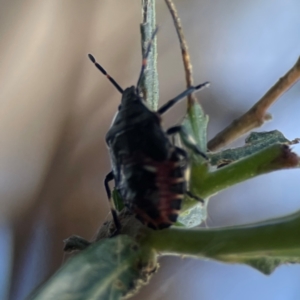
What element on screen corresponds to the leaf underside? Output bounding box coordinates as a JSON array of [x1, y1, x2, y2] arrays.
[[29, 235, 154, 300]]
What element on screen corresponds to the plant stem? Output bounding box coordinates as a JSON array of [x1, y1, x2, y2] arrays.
[[182, 144, 299, 211], [164, 0, 196, 107], [144, 209, 300, 259]]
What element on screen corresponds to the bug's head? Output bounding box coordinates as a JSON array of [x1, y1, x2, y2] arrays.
[[120, 86, 140, 109], [88, 28, 158, 110]]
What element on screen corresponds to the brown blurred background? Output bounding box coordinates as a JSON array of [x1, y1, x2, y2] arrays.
[[1, 1, 300, 299]]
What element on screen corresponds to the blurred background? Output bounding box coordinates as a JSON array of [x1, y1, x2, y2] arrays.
[[1, 0, 300, 299]]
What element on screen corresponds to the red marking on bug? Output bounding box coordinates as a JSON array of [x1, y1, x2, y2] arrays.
[[134, 158, 184, 229]]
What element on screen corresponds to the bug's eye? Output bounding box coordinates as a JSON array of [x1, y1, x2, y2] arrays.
[[118, 105, 122, 110]]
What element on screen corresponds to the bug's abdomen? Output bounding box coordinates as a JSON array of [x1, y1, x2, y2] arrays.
[[122, 151, 185, 229]]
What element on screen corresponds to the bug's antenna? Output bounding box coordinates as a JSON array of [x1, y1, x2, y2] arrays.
[[88, 54, 124, 94], [157, 82, 210, 115], [136, 27, 159, 89]]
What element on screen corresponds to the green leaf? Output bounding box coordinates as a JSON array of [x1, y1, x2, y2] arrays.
[[177, 201, 207, 228], [242, 257, 300, 275], [179, 109, 299, 228], [140, 0, 158, 110], [191, 144, 299, 200], [182, 101, 209, 154], [209, 130, 299, 166], [177, 101, 209, 224], [29, 235, 155, 300]]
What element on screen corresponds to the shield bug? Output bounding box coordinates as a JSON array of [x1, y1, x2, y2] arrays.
[[88, 30, 209, 231]]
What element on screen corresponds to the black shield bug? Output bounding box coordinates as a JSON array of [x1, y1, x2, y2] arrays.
[[88, 30, 209, 231]]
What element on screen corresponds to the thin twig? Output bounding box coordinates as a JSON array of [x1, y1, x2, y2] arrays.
[[208, 56, 300, 151], [140, 0, 159, 110], [164, 0, 196, 107]]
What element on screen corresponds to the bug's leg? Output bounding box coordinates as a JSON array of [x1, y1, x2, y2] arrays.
[[185, 190, 204, 203], [104, 171, 122, 234], [166, 126, 208, 160], [157, 82, 209, 115], [172, 134, 205, 204], [174, 146, 189, 169]]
